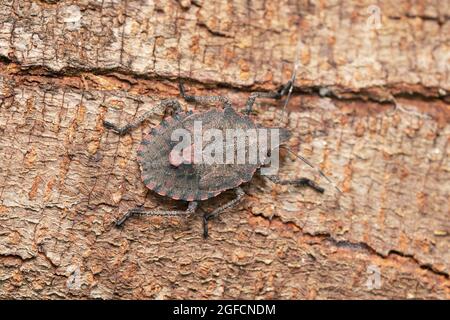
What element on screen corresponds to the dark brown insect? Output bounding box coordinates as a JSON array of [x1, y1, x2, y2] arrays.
[[103, 82, 324, 238]]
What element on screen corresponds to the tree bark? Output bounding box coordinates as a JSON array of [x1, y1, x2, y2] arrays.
[[0, 0, 448, 299]]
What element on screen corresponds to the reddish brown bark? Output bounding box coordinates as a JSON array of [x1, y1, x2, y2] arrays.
[[0, 0, 448, 299]]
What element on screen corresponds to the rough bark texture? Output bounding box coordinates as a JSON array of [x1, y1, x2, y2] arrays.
[[0, 0, 449, 299]]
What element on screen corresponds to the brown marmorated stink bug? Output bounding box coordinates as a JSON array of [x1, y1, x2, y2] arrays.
[[103, 81, 329, 238]]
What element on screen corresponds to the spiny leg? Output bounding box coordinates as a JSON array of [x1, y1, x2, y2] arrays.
[[115, 201, 198, 227], [103, 99, 182, 136], [265, 175, 324, 193], [203, 187, 245, 238], [244, 80, 293, 115], [179, 82, 232, 109]]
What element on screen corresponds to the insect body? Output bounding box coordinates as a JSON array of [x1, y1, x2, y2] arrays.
[[103, 82, 324, 238]]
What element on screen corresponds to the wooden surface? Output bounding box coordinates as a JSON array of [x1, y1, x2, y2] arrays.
[[0, 0, 448, 299]]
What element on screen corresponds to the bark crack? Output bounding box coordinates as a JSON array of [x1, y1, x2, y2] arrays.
[[256, 213, 449, 280], [0, 55, 448, 105]]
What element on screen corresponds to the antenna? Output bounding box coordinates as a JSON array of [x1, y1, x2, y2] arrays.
[[280, 145, 342, 195], [277, 37, 342, 195], [282, 39, 303, 114]]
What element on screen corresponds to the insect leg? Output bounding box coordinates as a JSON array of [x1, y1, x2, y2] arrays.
[[179, 82, 232, 109], [265, 175, 324, 193], [103, 99, 182, 136], [115, 201, 198, 227], [244, 80, 293, 115], [202, 187, 245, 238]]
